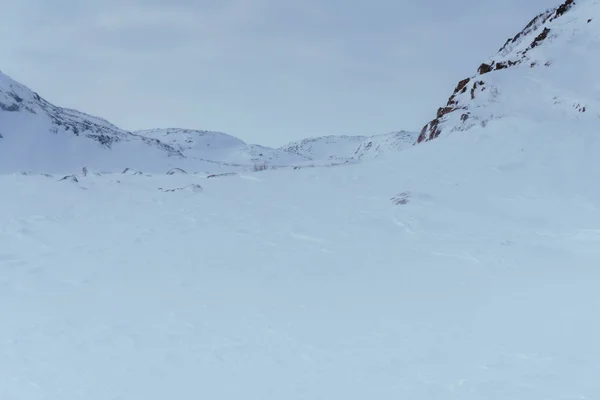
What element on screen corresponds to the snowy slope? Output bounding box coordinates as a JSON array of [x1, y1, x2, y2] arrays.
[[1, 118, 599, 399], [281, 130, 418, 162], [418, 0, 599, 142]]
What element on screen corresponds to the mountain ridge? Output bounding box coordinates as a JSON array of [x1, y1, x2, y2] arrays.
[[0, 69, 415, 173]]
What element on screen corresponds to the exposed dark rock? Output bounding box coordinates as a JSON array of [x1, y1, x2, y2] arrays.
[[391, 192, 411, 205], [478, 63, 493, 75], [531, 27, 551, 48], [555, 0, 575, 18], [437, 107, 454, 119], [455, 78, 471, 94], [59, 175, 79, 183], [470, 81, 485, 100], [122, 168, 143, 175], [167, 168, 188, 175], [495, 61, 517, 70], [207, 172, 237, 178]]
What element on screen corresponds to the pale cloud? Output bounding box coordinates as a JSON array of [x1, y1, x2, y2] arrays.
[[1, 0, 559, 146]]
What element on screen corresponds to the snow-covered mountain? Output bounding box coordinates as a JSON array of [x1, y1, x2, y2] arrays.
[[418, 0, 598, 143], [281, 130, 417, 163], [0, 72, 298, 174], [0, 71, 188, 174]]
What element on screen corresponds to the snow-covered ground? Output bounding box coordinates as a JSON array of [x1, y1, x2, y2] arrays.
[[1, 118, 599, 399]]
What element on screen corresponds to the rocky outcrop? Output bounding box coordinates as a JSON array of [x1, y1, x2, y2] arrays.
[[417, 0, 578, 143]]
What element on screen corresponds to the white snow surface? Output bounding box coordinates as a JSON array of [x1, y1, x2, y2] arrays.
[[1, 119, 599, 399]]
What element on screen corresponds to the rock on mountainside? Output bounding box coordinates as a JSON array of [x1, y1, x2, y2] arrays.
[[417, 0, 598, 143], [281, 131, 418, 163]]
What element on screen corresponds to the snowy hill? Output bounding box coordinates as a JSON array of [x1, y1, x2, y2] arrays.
[[281, 130, 417, 163], [0, 71, 186, 174], [135, 128, 308, 167], [418, 0, 598, 143]]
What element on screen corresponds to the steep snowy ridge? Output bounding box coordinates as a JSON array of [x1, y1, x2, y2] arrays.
[[417, 0, 599, 142], [281, 130, 418, 162]]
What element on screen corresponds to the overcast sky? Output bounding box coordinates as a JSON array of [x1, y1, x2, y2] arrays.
[[1, 0, 559, 146]]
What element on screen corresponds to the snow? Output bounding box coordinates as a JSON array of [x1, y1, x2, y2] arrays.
[[1, 118, 599, 399], [2, 1, 600, 398]]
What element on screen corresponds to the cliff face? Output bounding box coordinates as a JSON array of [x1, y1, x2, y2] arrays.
[[417, 0, 596, 143]]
